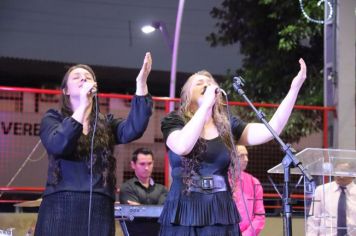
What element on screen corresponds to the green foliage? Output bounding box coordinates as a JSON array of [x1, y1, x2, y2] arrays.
[[208, 0, 324, 142]]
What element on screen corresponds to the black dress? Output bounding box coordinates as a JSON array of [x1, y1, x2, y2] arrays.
[[159, 112, 246, 236], [35, 95, 152, 236]]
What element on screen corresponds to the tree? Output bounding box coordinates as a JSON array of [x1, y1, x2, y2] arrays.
[[207, 0, 325, 142]]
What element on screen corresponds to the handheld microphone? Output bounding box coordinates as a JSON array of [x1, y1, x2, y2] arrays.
[[201, 86, 226, 96], [83, 79, 97, 95], [90, 87, 97, 95]]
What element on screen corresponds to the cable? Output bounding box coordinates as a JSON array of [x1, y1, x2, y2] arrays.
[[29, 150, 46, 162], [0, 139, 43, 199], [221, 91, 257, 236], [87, 94, 99, 236]]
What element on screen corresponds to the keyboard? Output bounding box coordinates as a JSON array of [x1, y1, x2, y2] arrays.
[[114, 204, 163, 219]]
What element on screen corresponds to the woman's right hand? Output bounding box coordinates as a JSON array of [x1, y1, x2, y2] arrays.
[[79, 80, 97, 109], [200, 84, 219, 109], [70, 76, 97, 125]]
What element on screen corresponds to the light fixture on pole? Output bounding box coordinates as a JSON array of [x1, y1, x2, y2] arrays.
[[141, 18, 176, 111], [141, 22, 173, 53], [141, 0, 186, 188]]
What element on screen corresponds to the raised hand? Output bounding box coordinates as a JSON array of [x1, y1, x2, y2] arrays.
[[290, 58, 307, 90], [136, 52, 152, 96]]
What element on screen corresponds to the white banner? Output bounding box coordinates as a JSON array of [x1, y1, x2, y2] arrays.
[[0, 111, 47, 187]]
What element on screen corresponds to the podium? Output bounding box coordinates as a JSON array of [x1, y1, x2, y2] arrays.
[[268, 148, 356, 236]]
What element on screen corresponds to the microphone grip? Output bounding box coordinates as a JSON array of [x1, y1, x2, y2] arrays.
[[90, 87, 97, 95], [201, 86, 221, 95]]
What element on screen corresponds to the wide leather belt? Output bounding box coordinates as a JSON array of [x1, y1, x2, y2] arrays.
[[189, 175, 227, 193]]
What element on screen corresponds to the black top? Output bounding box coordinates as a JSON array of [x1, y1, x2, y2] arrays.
[[159, 111, 247, 226], [39, 95, 153, 200], [119, 176, 168, 205]]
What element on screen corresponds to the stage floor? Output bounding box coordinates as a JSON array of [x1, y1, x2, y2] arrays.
[[0, 213, 305, 236]]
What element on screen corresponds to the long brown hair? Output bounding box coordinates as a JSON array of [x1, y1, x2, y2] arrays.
[[50, 64, 117, 189], [179, 70, 237, 193]]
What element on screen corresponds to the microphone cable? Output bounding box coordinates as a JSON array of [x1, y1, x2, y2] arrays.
[[88, 94, 99, 236], [220, 90, 257, 236]]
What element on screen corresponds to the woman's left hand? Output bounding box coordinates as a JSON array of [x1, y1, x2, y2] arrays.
[[239, 58, 308, 146], [136, 52, 152, 95], [290, 58, 307, 90]]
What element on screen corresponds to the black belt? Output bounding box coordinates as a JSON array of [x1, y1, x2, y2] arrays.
[[189, 175, 227, 193]]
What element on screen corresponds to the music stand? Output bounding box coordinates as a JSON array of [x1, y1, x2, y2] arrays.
[[268, 148, 356, 235]]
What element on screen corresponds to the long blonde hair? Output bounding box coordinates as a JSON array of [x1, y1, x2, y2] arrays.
[[179, 70, 236, 192]]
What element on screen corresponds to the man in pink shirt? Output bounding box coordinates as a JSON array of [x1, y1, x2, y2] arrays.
[[232, 145, 266, 236]]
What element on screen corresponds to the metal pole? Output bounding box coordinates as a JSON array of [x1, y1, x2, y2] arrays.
[[169, 0, 185, 111]]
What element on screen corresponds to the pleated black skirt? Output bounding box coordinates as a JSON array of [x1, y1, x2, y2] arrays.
[[34, 191, 115, 236], [159, 224, 241, 236], [159, 190, 242, 236]]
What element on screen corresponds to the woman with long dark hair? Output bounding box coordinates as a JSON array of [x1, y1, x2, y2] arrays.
[[159, 59, 307, 235], [35, 53, 153, 236]]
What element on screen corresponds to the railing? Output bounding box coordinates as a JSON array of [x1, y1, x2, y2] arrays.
[[0, 86, 336, 213], [0, 186, 306, 215]]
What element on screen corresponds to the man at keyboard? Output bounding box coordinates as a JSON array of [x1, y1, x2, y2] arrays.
[[118, 148, 167, 236], [119, 147, 167, 205]]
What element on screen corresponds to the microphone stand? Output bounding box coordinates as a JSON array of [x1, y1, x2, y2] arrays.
[[232, 76, 313, 236]]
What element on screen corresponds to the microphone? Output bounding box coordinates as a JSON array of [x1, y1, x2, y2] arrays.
[[90, 87, 97, 95], [201, 86, 226, 96], [82, 79, 97, 95], [232, 76, 245, 93]]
